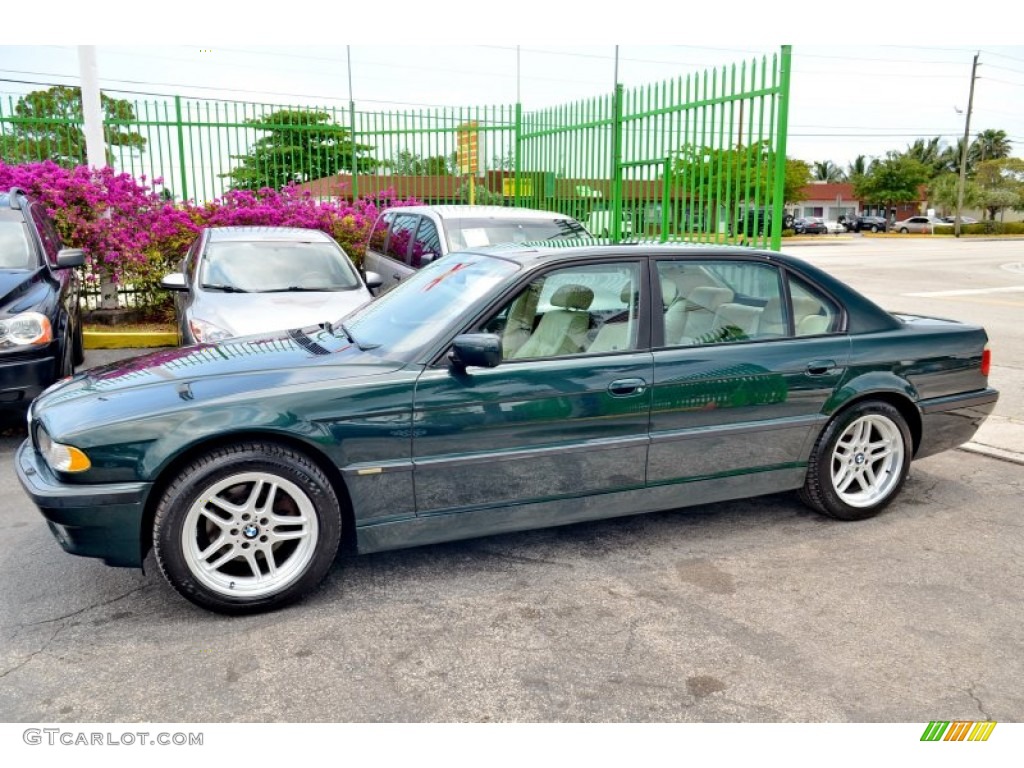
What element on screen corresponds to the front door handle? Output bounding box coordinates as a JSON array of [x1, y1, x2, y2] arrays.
[[608, 378, 647, 397], [392, 273, 402, 282], [806, 359, 837, 376]]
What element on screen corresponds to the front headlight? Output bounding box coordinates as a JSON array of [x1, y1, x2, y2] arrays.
[[0, 311, 52, 350], [37, 429, 92, 473], [189, 317, 233, 343]]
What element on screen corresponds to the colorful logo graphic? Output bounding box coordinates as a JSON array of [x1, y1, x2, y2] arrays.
[[921, 721, 997, 741]]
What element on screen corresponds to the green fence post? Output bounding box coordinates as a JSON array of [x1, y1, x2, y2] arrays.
[[349, 99, 359, 200], [611, 83, 624, 242], [661, 157, 672, 242], [514, 101, 522, 208], [770, 45, 792, 251], [174, 95, 189, 202]]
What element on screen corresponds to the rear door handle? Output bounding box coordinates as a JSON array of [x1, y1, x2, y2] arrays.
[[608, 378, 647, 397], [806, 359, 837, 376]]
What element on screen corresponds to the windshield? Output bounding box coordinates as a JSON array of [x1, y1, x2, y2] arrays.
[[200, 241, 361, 292], [0, 221, 33, 270], [444, 217, 587, 250], [342, 253, 520, 361]]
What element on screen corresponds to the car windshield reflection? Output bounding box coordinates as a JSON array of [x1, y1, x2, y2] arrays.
[[341, 253, 519, 361]]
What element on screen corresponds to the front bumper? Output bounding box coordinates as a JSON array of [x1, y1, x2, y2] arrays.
[[15, 439, 152, 567], [916, 388, 999, 460], [0, 351, 56, 407]]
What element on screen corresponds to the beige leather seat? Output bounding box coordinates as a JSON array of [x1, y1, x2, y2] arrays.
[[513, 283, 594, 359], [501, 282, 542, 358], [588, 282, 641, 354], [761, 295, 825, 337], [797, 314, 831, 336], [710, 302, 763, 340], [674, 285, 734, 342]]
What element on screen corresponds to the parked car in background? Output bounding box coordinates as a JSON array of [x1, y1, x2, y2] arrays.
[[793, 217, 827, 235], [18, 243, 997, 613], [585, 207, 632, 237], [939, 215, 978, 225], [161, 227, 377, 345], [852, 215, 888, 233], [893, 216, 951, 234], [0, 188, 84, 411], [364, 205, 589, 292], [823, 220, 845, 234]]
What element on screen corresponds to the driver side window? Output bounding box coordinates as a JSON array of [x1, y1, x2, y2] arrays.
[[482, 262, 641, 361]]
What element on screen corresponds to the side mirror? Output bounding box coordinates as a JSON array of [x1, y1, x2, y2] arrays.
[[160, 273, 189, 291], [363, 270, 383, 291], [450, 333, 501, 370], [55, 248, 85, 269], [419, 252, 438, 267]]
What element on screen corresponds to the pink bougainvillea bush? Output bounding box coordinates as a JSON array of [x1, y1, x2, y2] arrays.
[[0, 160, 418, 317]]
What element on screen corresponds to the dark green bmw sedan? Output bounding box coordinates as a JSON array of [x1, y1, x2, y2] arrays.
[[16, 244, 998, 613]]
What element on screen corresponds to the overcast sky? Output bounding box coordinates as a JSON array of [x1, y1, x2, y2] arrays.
[[2, 6, 1022, 173]]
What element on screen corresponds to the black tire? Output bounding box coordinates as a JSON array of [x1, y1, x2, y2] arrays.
[[153, 441, 342, 614], [899, 227, 909, 234], [870, 225, 879, 233], [72, 317, 85, 366], [799, 400, 912, 521]]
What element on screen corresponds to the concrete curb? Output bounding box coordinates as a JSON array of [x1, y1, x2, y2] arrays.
[[83, 331, 178, 349], [960, 442, 1024, 466]]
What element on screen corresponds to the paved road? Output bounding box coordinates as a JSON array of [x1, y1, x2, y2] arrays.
[[2, 238, 1021, 722]]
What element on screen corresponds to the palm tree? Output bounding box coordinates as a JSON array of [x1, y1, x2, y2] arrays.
[[846, 155, 869, 181], [812, 160, 846, 183], [904, 137, 951, 177], [971, 129, 1012, 166]]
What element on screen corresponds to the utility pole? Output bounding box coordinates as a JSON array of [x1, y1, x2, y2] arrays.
[[78, 46, 105, 169], [955, 52, 979, 239], [347, 45, 358, 200]]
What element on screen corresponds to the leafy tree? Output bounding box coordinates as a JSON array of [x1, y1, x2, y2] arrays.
[[852, 152, 930, 215], [974, 157, 1024, 220], [812, 160, 846, 182], [0, 86, 146, 168], [785, 159, 812, 204], [928, 172, 982, 213], [388, 149, 456, 176], [222, 109, 377, 191]]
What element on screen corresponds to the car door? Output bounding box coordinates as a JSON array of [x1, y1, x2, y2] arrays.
[[411, 259, 653, 515], [649, 257, 850, 484], [30, 206, 78, 349]]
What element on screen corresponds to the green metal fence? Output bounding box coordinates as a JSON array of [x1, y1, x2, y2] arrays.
[[1, 47, 791, 250]]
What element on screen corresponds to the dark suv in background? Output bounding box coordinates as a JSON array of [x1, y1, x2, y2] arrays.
[[0, 188, 84, 410], [851, 215, 888, 233]]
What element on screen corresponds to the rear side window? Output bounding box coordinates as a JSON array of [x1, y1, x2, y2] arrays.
[[788, 275, 840, 336], [368, 212, 392, 254]]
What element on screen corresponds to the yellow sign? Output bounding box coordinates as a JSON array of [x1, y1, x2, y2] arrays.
[[502, 177, 533, 197], [456, 121, 479, 175]]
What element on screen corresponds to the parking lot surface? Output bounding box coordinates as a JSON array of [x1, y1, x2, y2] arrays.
[[1, 236, 1021, 722]]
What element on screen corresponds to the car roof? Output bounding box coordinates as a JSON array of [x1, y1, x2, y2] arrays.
[[382, 205, 580, 220], [204, 226, 334, 243]]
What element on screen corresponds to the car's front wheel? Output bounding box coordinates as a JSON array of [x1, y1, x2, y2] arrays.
[[799, 401, 912, 521], [153, 442, 342, 614], [870, 225, 880, 233], [899, 227, 909, 234]]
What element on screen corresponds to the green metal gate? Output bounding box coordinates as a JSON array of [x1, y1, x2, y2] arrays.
[[1, 47, 791, 249]]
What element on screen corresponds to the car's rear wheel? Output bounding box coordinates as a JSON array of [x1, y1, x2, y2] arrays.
[[153, 442, 342, 614], [899, 227, 909, 234], [799, 401, 911, 521], [871, 225, 880, 233]]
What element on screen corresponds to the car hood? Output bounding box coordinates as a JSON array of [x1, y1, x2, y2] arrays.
[[0, 269, 46, 311], [190, 287, 372, 337], [33, 324, 407, 438]]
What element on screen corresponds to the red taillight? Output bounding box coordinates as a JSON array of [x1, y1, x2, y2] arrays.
[[981, 346, 991, 377]]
